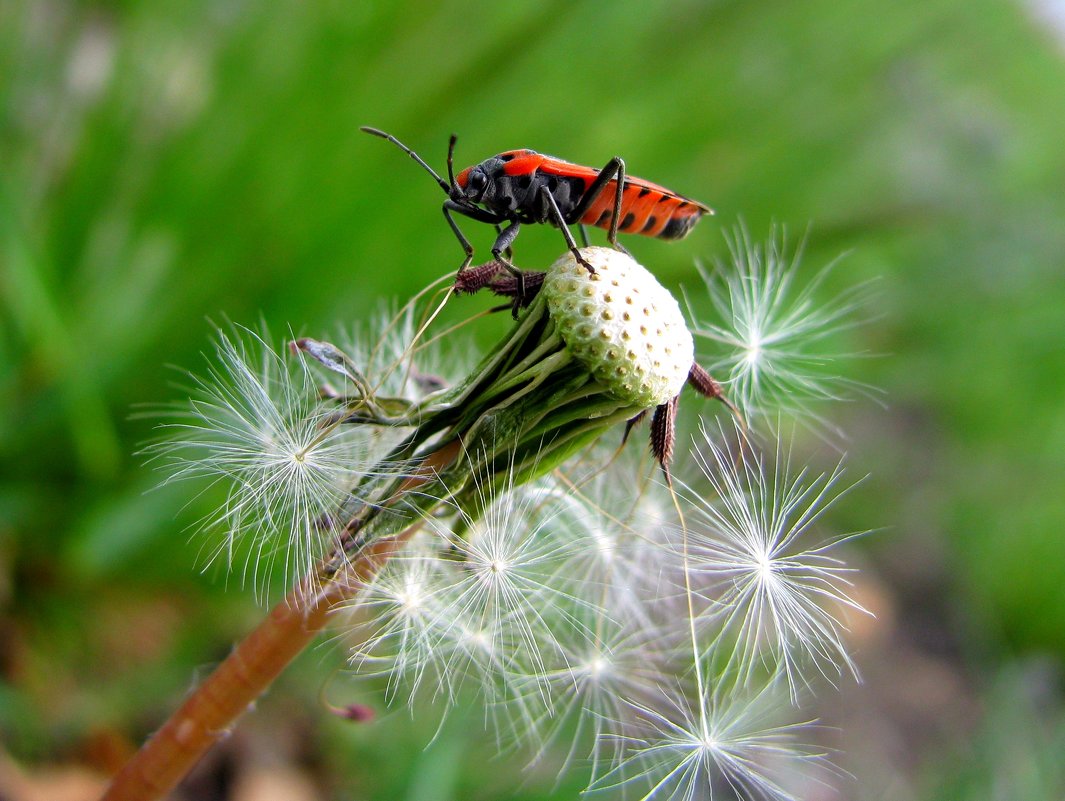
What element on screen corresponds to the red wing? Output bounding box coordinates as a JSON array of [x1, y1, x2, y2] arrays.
[[528, 155, 602, 183], [499, 150, 545, 177], [533, 155, 712, 213]]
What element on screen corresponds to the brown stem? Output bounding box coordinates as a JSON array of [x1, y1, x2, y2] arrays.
[[101, 439, 462, 801]]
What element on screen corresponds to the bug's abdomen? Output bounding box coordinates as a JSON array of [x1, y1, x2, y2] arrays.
[[580, 182, 708, 240]]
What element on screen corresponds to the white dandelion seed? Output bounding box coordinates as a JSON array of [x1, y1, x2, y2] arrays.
[[590, 672, 830, 801], [338, 293, 473, 405], [426, 475, 602, 705], [680, 424, 871, 697], [150, 326, 389, 594], [350, 456, 607, 743], [527, 615, 671, 780], [688, 227, 876, 435], [535, 449, 679, 629], [348, 532, 461, 704]]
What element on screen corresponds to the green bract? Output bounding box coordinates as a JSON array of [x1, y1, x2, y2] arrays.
[[544, 247, 693, 408], [293, 248, 699, 563]]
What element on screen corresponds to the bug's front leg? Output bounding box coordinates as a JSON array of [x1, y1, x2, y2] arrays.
[[443, 200, 508, 271], [442, 202, 476, 273], [490, 221, 522, 268]]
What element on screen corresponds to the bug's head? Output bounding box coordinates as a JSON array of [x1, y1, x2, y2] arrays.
[[453, 164, 491, 205]]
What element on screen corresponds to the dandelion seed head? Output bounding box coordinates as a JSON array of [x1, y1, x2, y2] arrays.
[[590, 674, 832, 801], [461, 624, 495, 656], [688, 226, 875, 436], [537, 446, 679, 628], [396, 577, 425, 615], [149, 326, 387, 594], [754, 550, 775, 582], [586, 654, 611, 680], [678, 423, 871, 697], [351, 455, 611, 742]]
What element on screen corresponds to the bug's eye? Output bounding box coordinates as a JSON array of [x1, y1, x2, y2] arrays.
[[467, 170, 488, 198]]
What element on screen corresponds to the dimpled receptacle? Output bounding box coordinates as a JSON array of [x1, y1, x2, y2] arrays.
[[543, 247, 693, 408]]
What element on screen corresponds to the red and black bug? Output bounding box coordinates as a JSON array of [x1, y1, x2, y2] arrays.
[[361, 127, 713, 301], [361, 127, 738, 474]]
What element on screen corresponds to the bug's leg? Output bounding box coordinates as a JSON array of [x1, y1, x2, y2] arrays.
[[495, 224, 515, 260], [568, 157, 623, 222], [491, 221, 527, 316], [566, 156, 627, 250], [443, 199, 524, 312], [540, 186, 594, 275], [490, 221, 522, 267], [606, 158, 626, 249], [443, 204, 475, 273], [578, 223, 590, 248], [444, 199, 508, 274]]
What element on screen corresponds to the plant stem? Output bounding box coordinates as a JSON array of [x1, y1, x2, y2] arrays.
[[100, 439, 462, 801]]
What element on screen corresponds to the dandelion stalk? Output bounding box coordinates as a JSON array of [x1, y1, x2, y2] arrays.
[[99, 470, 450, 801]]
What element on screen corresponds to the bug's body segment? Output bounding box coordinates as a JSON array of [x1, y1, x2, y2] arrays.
[[456, 150, 712, 241], [360, 127, 713, 311]]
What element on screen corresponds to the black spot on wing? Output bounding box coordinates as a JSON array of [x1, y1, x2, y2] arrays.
[[595, 210, 611, 227], [500, 153, 516, 162], [620, 213, 636, 231], [641, 215, 658, 233], [660, 214, 696, 240], [637, 186, 652, 198]]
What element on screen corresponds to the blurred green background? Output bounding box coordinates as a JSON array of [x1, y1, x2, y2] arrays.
[[3, 0, 1065, 799]]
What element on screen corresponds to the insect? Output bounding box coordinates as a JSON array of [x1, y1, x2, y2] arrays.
[[361, 127, 713, 302]]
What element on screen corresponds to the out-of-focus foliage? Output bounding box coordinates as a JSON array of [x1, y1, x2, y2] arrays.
[[2, 0, 1065, 798]]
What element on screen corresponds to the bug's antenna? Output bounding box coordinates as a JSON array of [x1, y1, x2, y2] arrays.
[[360, 126, 451, 194], [447, 134, 458, 189]]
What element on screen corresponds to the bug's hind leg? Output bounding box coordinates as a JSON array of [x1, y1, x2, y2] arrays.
[[605, 157, 626, 249], [567, 156, 627, 251]]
